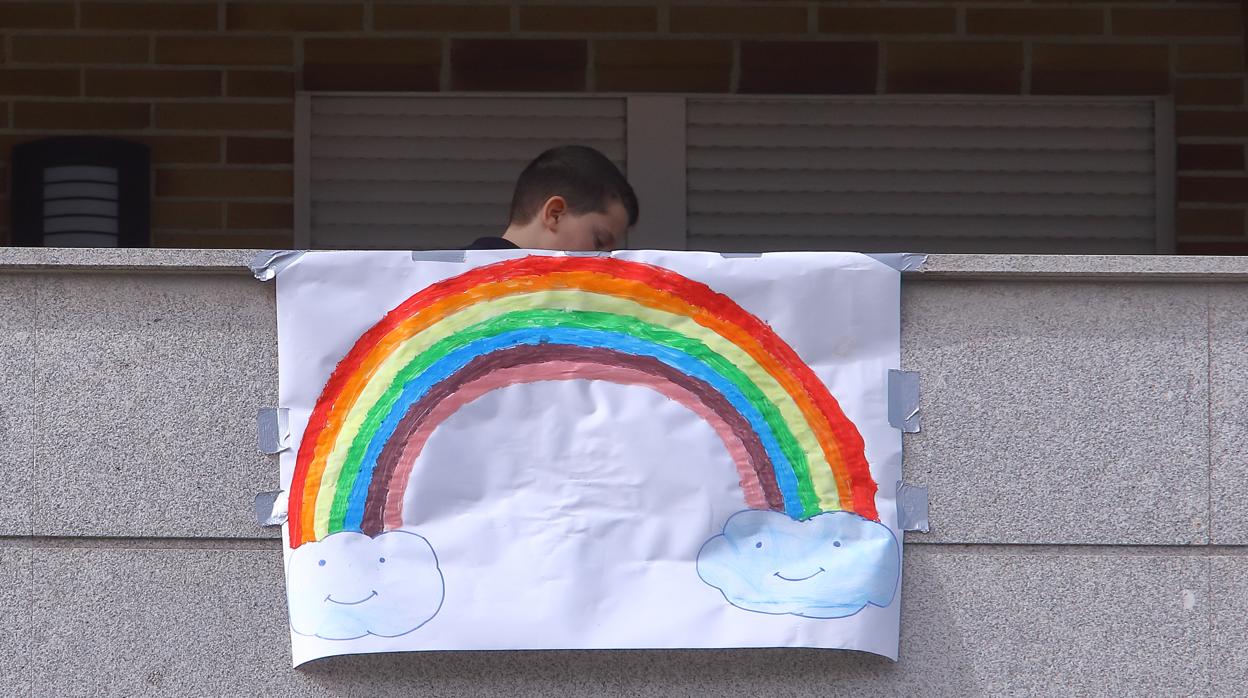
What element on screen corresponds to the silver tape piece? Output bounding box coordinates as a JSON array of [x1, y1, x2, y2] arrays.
[[411, 250, 467, 263], [248, 250, 306, 281], [254, 490, 288, 527], [896, 482, 930, 533], [718, 252, 763, 258], [866, 253, 928, 272], [257, 408, 290, 454], [887, 369, 921, 433]]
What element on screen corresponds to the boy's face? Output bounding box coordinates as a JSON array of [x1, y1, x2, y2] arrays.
[[544, 197, 630, 251]]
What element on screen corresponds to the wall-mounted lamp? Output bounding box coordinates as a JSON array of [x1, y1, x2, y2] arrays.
[[10, 136, 150, 247]]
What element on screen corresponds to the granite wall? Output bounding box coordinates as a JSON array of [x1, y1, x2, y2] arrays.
[[0, 250, 1241, 696]]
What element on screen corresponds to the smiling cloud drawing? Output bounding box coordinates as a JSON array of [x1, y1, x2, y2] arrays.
[[696, 510, 899, 619], [286, 529, 444, 640]]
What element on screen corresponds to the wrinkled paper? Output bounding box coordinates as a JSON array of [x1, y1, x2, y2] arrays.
[[276, 250, 903, 666]]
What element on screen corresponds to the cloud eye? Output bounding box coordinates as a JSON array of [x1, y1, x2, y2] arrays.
[[754, 541, 763, 549], [318, 559, 326, 567], [833, 541, 841, 547], [379, 557, 386, 563]]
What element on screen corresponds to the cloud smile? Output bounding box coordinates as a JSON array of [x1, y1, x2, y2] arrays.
[[287, 529, 445, 640], [773, 568, 825, 582], [697, 510, 900, 619], [325, 591, 378, 606]]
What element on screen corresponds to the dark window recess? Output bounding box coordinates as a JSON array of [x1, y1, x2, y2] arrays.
[[10, 136, 150, 247]]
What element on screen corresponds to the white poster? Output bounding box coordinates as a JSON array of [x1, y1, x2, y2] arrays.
[[274, 249, 903, 667]]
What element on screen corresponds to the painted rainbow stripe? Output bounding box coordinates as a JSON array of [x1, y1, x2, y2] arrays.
[[287, 255, 878, 548]]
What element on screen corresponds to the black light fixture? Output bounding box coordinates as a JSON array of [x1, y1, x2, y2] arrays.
[[10, 136, 150, 247]]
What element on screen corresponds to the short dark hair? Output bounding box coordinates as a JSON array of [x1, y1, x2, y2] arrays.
[[509, 145, 639, 228]]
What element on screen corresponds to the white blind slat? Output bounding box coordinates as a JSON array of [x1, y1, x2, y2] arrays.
[[686, 213, 1153, 239], [315, 97, 625, 118], [687, 125, 1153, 151], [687, 148, 1154, 173], [313, 114, 626, 140], [688, 170, 1154, 196], [686, 101, 1154, 130]]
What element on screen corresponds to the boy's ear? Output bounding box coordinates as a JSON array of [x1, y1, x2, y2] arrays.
[[540, 196, 567, 231]]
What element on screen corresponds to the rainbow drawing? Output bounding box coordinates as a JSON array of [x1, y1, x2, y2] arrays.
[[287, 255, 879, 548]]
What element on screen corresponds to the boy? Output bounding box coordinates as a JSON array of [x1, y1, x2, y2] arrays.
[[465, 145, 639, 252]]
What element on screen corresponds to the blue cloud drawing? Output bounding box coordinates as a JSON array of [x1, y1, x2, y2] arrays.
[[696, 510, 899, 619], [286, 529, 444, 640]]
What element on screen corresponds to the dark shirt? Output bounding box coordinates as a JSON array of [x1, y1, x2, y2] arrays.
[[463, 236, 520, 250]]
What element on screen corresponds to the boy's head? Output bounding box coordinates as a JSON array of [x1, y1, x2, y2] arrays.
[[503, 145, 639, 251]]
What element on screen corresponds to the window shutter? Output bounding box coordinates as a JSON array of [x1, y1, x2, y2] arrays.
[[303, 95, 627, 249], [300, 94, 1173, 254], [684, 97, 1171, 254]]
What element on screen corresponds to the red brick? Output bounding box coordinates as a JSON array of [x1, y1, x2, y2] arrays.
[[302, 37, 441, 88], [135, 136, 221, 164], [305, 38, 442, 64], [1177, 44, 1244, 73], [0, 3, 74, 29], [1176, 78, 1244, 106], [227, 202, 293, 229], [226, 2, 364, 31], [886, 42, 1022, 94], [1178, 144, 1245, 171], [1178, 176, 1248, 204], [672, 6, 806, 35], [303, 64, 440, 91], [821, 8, 956, 35], [596, 40, 731, 92], [226, 70, 295, 98], [1177, 240, 1248, 255], [1177, 110, 1248, 137], [151, 201, 223, 229], [1177, 208, 1246, 235], [13, 101, 149, 130], [0, 69, 79, 96], [156, 103, 293, 131], [375, 3, 510, 32], [155, 168, 293, 198], [156, 37, 293, 66], [1032, 44, 1170, 95], [12, 36, 150, 64], [966, 8, 1102, 36], [0, 135, 45, 156], [1112, 8, 1242, 38], [452, 39, 586, 91], [740, 41, 876, 94], [86, 69, 222, 98], [152, 230, 294, 248], [227, 137, 293, 164], [521, 5, 657, 33], [81, 2, 218, 30]]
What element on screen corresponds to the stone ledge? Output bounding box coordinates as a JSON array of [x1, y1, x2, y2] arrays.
[[0, 248, 1246, 281]]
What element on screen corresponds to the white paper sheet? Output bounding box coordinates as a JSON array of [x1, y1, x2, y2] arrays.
[[275, 250, 903, 666]]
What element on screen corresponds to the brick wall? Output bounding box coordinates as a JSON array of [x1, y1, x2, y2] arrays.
[[0, 0, 1244, 253]]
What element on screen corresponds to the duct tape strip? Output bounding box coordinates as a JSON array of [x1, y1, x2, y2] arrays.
[[896, 482, 930, 533], [248, 250, 306, 281], [411, 250, 467, 263], [866, 253, 928, 272], [719, 252, 763, 258], [255, 490, 288, 527], [887, 369, 921, 433], [257, 408, 290, 454]]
